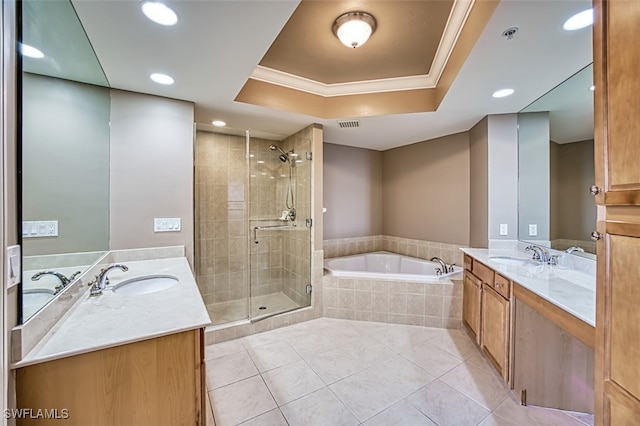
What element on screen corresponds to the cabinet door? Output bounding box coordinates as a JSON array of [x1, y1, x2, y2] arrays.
[[594, 0, 640, 422], [481, 284, 509, 380], [463, 271, 482, 344]]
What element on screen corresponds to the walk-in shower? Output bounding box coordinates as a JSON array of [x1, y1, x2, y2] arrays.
[[194, 128, 313, 326]]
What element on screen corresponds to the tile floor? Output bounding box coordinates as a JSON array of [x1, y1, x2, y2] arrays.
[[204, 318, 594, 426], [208, 292, 301, 325]]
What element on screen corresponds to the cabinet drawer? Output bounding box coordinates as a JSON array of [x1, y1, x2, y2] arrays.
[[472, 261, 494, 286], [494, 274, 511, 299], [464, 254, 473, 271]]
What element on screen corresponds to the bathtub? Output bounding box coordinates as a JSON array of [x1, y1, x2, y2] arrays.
[[324, 251, 462, 282]]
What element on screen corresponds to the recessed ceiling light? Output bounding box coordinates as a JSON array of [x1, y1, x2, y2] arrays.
[[20, 43, 44, 59], [563, 8, 593, 31], [212, 120, 226, 127], [141, 1, 178, 26], [150, 73, 174, 85], [589, 85, 595, 91], [257, 160, 265, 164], [492, 88, 515, 98]]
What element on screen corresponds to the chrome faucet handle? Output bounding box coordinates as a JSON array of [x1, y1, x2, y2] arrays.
[[548, 255, 559, 266]]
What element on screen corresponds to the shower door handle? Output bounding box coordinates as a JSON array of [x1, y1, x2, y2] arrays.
[[252, 225, 297, 244]]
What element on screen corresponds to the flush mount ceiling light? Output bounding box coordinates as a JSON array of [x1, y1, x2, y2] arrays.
[[141, 1, 178, 26], [563, 8, 593, 31], [332, 12, 377, 49], [212, 120, 226, 127], [150, 73, 174, 85], [20, 43, 44, 59], [492, 88, 515, 98], [589, 85, 595, 91]]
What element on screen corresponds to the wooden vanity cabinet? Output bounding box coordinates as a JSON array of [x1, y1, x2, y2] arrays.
[[463, 270, 482, 344], [16, 329, 206, 426], [463, 255, 512, 381], [481, 282, 510, 381]]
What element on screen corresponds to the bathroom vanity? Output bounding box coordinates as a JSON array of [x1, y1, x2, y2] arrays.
[[461, 248, 595, 414], [11, 251, 211, 426]]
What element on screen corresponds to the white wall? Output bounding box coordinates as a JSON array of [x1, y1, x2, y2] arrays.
[[109, 90, 195, 265], [488, 114, 519, 241], [518, 112, 550, 243]]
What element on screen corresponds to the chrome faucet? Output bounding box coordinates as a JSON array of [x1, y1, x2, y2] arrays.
[[32, 270, 82, 292], [565, 246, 585, 254], [430, 257, 453, 275], [90, 264, 128, 296], [525, 245, 550, 263], [32, 271, 72, 286]]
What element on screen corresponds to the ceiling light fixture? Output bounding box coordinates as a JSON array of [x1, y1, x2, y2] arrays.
[[589, 85, 595, 91], [492, 88, 515, 98], [212, 120, 226, 127], [150, 73, 174, 85], [20, 43, 44, 59], [332, 12, 377, 49], [563, 8, 593, 31], [141, 1, 178, 26]]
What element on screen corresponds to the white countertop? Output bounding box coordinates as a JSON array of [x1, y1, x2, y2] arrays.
[[461, 248, 595, 327], [13, 257, 211, 368]]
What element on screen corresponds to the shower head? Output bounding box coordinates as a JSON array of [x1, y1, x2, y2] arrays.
[[269, 144, 289, 162]]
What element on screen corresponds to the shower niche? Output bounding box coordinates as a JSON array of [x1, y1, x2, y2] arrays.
[[194, 127, 313, 326]]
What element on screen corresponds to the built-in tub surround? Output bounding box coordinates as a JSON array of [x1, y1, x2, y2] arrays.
[[12, 248, 210, 367], [323, 252, 463, 328], [323, 235, 465, 266]]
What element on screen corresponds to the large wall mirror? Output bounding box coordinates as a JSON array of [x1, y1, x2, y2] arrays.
[[20, 0, 110, 321], [517, 63, 595, 258]]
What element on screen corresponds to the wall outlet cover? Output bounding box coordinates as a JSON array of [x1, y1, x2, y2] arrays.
[[529, 224, 538, 236], [499, 224, 508, 236]]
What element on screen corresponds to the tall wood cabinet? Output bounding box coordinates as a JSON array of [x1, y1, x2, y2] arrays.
[[593, 0, 640, 423]]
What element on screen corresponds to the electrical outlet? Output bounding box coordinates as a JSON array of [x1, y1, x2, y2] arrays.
[[499, 224, 508, 236], [529, 224, 538, 236], [22, 220, 58, 238]]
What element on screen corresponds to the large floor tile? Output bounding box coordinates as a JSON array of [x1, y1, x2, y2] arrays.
[[477, 414, 517, 426], [209, 376, 277, 426], [238, 408, 288, 426], [248, 340, 301, 372], [242, 328, 285, 349], [439, 358, 509, 410], [374, 325, 445, 353], [566, 411, 595, 426], [262, 359, 325, 405], [492, 396, 586, 426], [342, 338, 397, 367], [330, 369, 403, 422], [206, 351, 259, 389], [367, 356, 436, 398], [206, 338, 246, 361], [289, 332, 341, 358], [280, 388, 360, 426], [305, 347, 364, 384], [426, 331, 482, 360], [364, 399, 437, 426], [407, 379, 490, 426], [401, 340, 464, 377]]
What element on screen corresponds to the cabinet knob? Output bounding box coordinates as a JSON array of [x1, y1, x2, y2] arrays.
[[590, 185, 602, 195], [591, 231, 603, 241], [496, 283, 503, 288]]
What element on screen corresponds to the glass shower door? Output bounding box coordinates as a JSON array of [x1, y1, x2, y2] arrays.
[[248, 132, 312, 321]]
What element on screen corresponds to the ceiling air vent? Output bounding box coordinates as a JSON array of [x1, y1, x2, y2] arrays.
[[337, 119, 360, 128]]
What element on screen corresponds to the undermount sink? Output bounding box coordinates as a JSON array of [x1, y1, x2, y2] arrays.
[[113, 275, 178, 295], [489, 256, 539, 267]]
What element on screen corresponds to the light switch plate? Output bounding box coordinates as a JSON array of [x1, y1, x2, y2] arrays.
[[7, 245, 21, 289], [529, 224, 538, 236], [499, 224, 508, 236], [154, 218, 181, 232]]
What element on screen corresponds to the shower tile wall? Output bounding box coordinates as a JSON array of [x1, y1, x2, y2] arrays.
[[195, 131, 249, 307], [280, 126, 313, 306]]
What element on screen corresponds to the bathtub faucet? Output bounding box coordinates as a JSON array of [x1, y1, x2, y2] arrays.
[[430, 257, 453, 275]]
